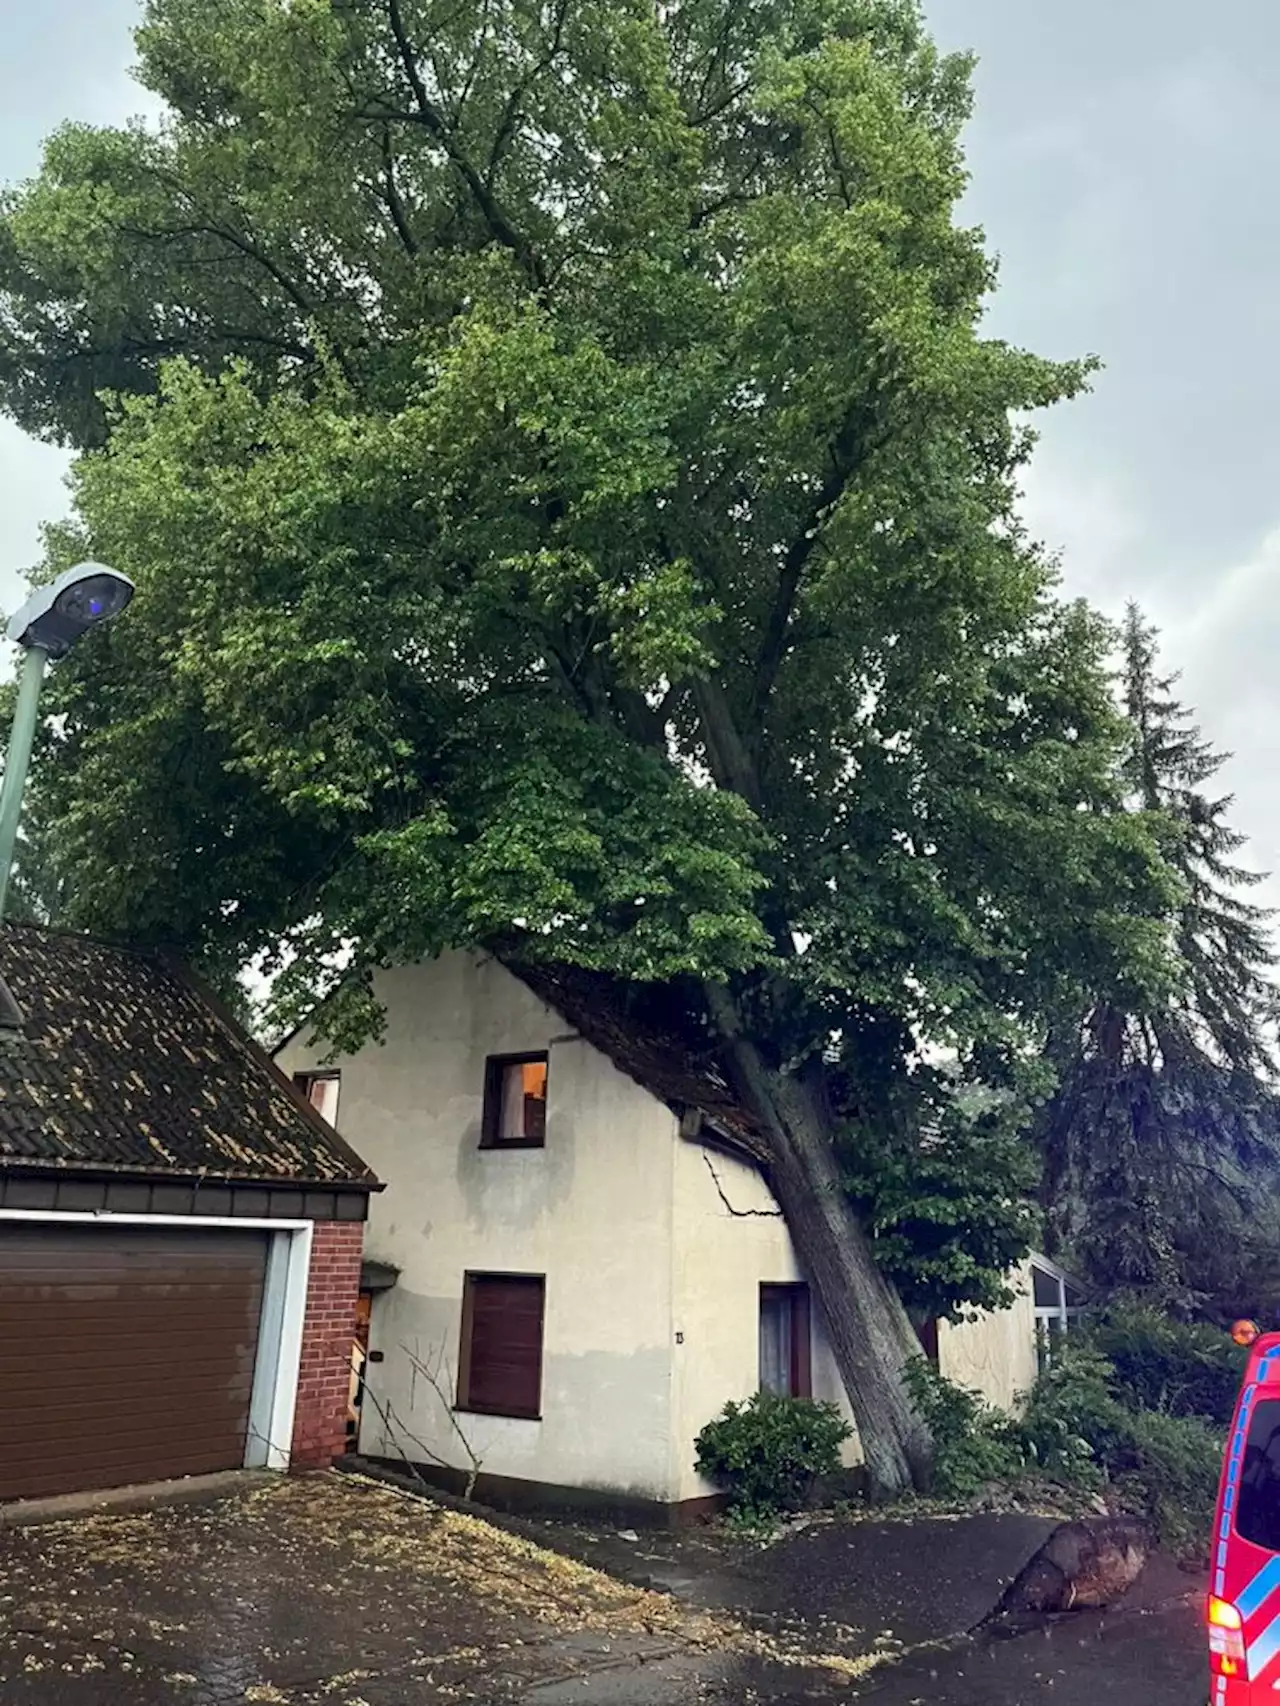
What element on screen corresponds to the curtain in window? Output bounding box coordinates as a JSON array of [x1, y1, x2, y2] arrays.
[[759, 1290, 794, 1396]]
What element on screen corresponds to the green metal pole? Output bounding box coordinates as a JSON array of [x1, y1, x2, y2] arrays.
[[0, 644, 50, 923]]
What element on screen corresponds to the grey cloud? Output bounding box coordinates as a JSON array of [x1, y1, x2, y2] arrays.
[[928, 0, 1280, 900]]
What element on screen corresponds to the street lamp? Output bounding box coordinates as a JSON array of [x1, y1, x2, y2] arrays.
[[0, 562, 134, 919]]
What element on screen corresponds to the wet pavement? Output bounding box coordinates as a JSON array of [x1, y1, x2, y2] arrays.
[[0, 1474, 1211, 1704], [858, 1607, 1207, 1706], [538, 1507, 1062, 1640], [0, 1476, 732, 1703], [537, 1503, 1211, 1704], [854, 1545, 1209, 1706]]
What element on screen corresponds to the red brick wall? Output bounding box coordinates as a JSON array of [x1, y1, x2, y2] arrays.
[[290, 1220, 364, 1471]]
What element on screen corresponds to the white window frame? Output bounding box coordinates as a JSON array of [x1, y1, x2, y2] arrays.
[[0, 1209, 313, 1472], [1031, 1252, 1085, 1359]]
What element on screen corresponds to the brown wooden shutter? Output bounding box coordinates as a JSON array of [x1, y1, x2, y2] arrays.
[[791, 1285, 812, 1398], [459, 1274, 545, 1418]]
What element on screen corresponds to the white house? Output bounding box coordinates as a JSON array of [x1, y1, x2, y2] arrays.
[[277, 951, 1048, 1518]]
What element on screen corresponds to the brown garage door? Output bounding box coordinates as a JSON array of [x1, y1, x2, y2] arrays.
[[0, 1223, 269, 1501]]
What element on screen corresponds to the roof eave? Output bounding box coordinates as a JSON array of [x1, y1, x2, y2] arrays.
[[0, 1154, 382, 1193]]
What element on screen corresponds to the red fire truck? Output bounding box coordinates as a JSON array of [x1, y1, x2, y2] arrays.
[[1209, 1326, 1280, 1701]]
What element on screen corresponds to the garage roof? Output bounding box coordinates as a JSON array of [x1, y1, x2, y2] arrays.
[[0, 923, 378, 1188]]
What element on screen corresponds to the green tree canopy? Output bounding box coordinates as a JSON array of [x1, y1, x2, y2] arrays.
[[0, 0, 1175, 1490]]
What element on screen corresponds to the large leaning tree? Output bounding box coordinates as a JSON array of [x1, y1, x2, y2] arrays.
[[0, 0, 1173, 1493]]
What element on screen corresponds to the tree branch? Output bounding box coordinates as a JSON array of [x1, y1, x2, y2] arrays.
[[361, 1338, 485, 1502], [825, 122, 854, 211], [379, 126, 420, 257], [691, 79, 753, 127], [382, 0, 548, 292], [129, 192, 320, 325], [690, 190, 757, 230], [48, 327, 316, 368], [120, 201, 362, 380], [749, 402, 880, 737], [690, 674, 763, 810], [652, 678, 683, 727], [485, 0, 572, 189], [404, 1339, 484, 1500], [451, 0, 495, 123]]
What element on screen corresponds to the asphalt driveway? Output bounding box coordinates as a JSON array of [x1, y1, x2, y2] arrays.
[[0, 1475, 1210, 1704], [536, 1499, 1211, 1705], [0, 1475, 741, 1703]]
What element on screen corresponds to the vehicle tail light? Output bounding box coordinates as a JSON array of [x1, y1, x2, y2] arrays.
[[1209, 1595, 1248, 1679]]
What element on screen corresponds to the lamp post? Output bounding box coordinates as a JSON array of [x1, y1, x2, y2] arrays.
[[0, 562, 134, 920]]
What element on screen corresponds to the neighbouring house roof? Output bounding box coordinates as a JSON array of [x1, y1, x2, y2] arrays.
[[0, 923, 378, 1189], [505, 959, 769, 1164]]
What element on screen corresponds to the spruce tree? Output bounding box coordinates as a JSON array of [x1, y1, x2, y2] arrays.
[[1039, 606, 1280, 1311]]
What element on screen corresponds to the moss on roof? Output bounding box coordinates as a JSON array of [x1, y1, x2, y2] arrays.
[[0, 924, 377, 1188]]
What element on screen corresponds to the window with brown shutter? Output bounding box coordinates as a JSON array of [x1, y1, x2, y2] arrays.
[[457, 1273, 546, 1419], [480, 1054, 548, 1148], [759, 1283, 812, 1398]]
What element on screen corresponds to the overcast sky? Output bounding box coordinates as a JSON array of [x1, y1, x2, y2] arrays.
[[3, 1, 1280, 898]]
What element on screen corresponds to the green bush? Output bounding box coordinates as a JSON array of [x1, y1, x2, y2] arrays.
[[903, 1357, 1023, 1499], [907, 1340, 1227, 1551], [694, 1391, 852, 1521], [1019, 1340, 1123, 1486], [1090, 1303, 1246, 1425], [1111, 1407, 1224, 1554], [1018, 1338, 1225, 1550]]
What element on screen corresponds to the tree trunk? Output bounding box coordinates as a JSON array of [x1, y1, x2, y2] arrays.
[[703, 983, 934, 1497]]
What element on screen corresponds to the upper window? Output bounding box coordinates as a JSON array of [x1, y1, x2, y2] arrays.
[[294, 1070, 340, 1128], [481, 1053, 548, 1148], [457, 1272, 546, 1420], [1238, 1399, 1280, 1553], [759, 1283, 812, 1399]]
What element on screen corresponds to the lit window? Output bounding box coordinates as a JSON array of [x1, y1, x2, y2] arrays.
[[481, 1054, 548, 1148], [294, 1070, 340, 1128]]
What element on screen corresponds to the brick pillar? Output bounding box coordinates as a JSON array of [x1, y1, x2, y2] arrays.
[[290, 1220, 365, 1472]]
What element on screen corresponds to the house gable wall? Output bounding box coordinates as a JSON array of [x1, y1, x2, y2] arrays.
[[278, 952, 681, 1503], [937, 1258, 1039, 1413]]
